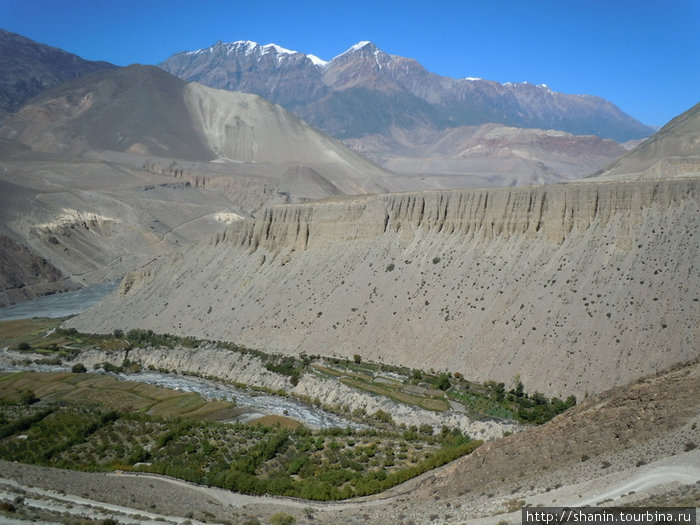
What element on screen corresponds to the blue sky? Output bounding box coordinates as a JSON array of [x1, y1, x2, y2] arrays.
[[1, 0, 698, 127]]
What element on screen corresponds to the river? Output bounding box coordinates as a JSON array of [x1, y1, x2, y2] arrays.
[[0, 280, 120, 321], [117, 371, 364, 429]]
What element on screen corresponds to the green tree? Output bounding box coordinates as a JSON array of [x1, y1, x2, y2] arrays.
[[437, 373, 451, 391], [71, 363, 87, 373], [513, 374, 524, 397]]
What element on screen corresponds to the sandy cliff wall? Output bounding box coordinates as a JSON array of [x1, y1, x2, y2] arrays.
[[70, 178, 699, 397], [216, 179, 692, 249]]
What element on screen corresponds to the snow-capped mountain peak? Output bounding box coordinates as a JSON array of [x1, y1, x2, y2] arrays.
[[186, 40, 321, 64], [307, 54, 328, 67], [349, 40, 373, 51], [334, 40, 379, 59], [260, 43, 297, 56]]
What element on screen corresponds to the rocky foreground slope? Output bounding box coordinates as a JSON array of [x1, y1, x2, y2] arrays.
[[70, 176, 699, 398]]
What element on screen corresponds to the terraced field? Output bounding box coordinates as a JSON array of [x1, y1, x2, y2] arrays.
[[0, 371, 237, 421]]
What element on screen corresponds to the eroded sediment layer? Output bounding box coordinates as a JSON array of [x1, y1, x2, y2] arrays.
[[70, 178, 699, 397], [70, 346, 514, 440]]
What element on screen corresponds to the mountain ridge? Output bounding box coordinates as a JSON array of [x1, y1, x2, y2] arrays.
[[160, 39, 655, 142], [0, 28, 116, 119]]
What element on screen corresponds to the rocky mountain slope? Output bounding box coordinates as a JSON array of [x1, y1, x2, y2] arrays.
[[161, 40, 655, 143], [0, 65, 390, 304], [69, 175, 698, 399], [0, 235, 75, 307], [0, 28, 115, 119], [160, 40, 329, 109], [593, 102, 700, 180], [0, 64, 389, 190]]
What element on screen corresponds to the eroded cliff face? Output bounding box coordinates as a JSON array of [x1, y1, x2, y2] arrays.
[[70, 178, 699, 398], [215, 178, 694, 250]]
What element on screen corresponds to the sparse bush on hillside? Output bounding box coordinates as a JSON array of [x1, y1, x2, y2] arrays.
[[419, 423, 434, 435], [372, 409, 394, 425], [19, 390, 38, 405], [386, 263, 395, 272], [432, 256, 441, 264], [101, 362, 122, 373], [270, 512, 296, 525]]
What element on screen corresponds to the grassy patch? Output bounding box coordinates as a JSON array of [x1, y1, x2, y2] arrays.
[[250, 415, 302, 430], [0, 318, 66, 349], [0, 318, 130, 357], [449, 390, 517, 419]]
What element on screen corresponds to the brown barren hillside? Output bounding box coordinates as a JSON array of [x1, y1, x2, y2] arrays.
[[416, 359, 700, 498], [592, 102, 700, 181]]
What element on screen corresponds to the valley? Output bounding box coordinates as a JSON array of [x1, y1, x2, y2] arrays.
[[0, 19, 697, 525], [0, 317, 521, 517]]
